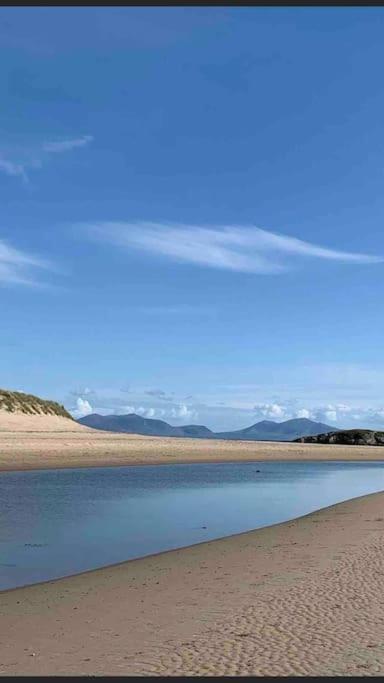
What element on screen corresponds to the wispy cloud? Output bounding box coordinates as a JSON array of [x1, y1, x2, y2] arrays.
[[85, 222, 382, 274], [0, 238, 51, 286], [0, 134, 93, 183], [42, 135, 93, 153], [0, 159, 29, 183]]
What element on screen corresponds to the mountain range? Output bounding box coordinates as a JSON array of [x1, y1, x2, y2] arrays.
[[78, 413, 337, 442]]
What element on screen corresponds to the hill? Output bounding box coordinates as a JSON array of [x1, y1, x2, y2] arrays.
[[78, 413, 214, 438], [215, 417, 336, 441], [295, 429, 384, 446], [78, 414, 336, 442], [0, 390, 337, 440], [0, 389, 86, 433], [0, 389, 73, 418]]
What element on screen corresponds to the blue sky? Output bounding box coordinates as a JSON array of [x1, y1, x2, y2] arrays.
[[1, 7, 384, 431]]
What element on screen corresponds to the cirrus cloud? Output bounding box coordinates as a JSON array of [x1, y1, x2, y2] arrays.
[[42, 135, 93, 153], [0, 237, 52, 287], [83, 221, 383, 274], [0, 134, 93, 184]]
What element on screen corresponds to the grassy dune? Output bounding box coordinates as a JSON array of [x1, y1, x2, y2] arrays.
[[0, 388, 73, 419]]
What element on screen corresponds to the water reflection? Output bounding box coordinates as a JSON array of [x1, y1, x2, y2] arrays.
[[1, 460, 384, 591]]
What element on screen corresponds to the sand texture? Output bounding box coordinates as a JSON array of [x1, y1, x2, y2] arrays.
[[1, 492, 384, 676], [1, 424, 384, 472], [0, 409, 90, 433], [1, 409, 383, 471]]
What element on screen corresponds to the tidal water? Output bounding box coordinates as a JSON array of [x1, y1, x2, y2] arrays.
[[1, 460, 384, 591]]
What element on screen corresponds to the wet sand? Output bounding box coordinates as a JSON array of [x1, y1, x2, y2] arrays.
[[1, 491, 384, 676], [0, 428, 384, 472]]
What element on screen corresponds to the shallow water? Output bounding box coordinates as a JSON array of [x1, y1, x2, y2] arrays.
[[1, 460, 384, 591]]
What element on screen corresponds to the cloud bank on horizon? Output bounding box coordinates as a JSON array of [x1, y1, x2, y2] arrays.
[[86, 222, 383, 273], [68, 385, 384, 431]]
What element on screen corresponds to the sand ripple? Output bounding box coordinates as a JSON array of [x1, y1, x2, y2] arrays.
[[133, 529, 384, 675], [2, 494, 384, 676]]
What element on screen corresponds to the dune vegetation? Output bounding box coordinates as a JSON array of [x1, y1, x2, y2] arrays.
[[0, 388, 73, 420]]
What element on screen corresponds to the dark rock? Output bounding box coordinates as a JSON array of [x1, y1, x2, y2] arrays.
[[294, 429, 384, 446]]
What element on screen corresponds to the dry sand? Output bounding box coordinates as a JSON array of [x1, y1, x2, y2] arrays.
[[0, 410, 91, 433], [1, 413, 384, 472], [1, 491, 384, 676], [2, 410, 384, 675]]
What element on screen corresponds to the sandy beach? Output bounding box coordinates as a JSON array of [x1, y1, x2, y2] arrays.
[[1, 490, 384, 676], [1, 423, 384, 472], [2, 413, 384, 675]]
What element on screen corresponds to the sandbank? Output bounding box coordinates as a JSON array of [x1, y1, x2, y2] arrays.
[[1, 491, 384, 675], [0, 427, 384, 472]]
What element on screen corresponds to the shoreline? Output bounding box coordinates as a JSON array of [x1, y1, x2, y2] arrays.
[[0, 486, 379, 596], [0, 429, 384, 472], [1, 455, 384, 476], [3, 454, 384, 474], [2, 490, 384, 675]]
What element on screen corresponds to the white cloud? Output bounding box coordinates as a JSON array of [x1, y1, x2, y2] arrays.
[[73, 397, 93, 418], [0, 135, 93, 183], [170, 403, 197, 419], [121, 405, 136, 413], [42, 135, 93, 153], [64, 383, 384, 432], [296, 408, 311, 419], [254, 402, 286, 419], [84, 222, 382, 274], [295, 404, 384, 428], [0, 238, 51, 287], [120, 401, 197, 422], [254, 400, 384, 429]]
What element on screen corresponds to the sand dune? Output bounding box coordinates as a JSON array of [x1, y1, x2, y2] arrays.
[[0, 409, 89, 433], [1, 491, 384, 675]]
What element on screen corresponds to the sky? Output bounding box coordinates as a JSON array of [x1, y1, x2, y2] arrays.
[[1, 7, 384, 431]]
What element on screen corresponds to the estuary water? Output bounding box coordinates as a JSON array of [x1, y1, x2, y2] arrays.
[[1, 460, 384, 591]]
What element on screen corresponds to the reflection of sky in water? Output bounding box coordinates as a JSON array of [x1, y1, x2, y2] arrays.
[[1, 461, 384, 591]]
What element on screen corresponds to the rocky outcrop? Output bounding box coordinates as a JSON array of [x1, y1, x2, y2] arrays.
[[294, 429, 384, 446]]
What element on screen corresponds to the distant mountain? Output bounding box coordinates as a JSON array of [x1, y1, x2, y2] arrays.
[[215, 418, 337, 442], [78, 414, 336, 442], [295, 429, 384, 446], [78, 413, 214, 438]]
